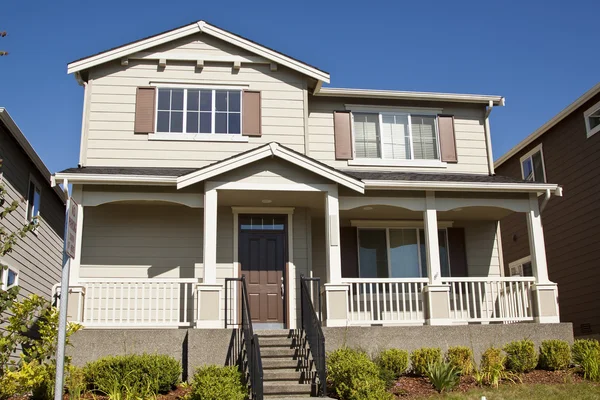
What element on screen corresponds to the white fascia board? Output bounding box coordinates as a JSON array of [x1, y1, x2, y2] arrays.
[[67, 20, 330, 85], [495, 81, 600, 167], [53, 173, 177, 186], [198, 22, 330, 83], [176, 142, 364, 193], [315, 87, 504, 106], [67, 23, 200, 74], [275, 146, 364, 193], [363, 179, 559, 194]]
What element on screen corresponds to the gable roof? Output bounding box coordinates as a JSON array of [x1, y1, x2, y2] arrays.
[[0, 108, 66, 202], [176, 142, 365, 193], [67, 20, 330, 83], [495, 82, 600, 168]]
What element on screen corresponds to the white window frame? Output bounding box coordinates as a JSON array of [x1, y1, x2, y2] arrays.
[[346, 105, 446, 168], [25, 175, 42, 225], [356, 226, 451, 279], [1, 262, 19, 291], [584, 99, 600, 138], [508, 255, 532, 277], [151, 85, 248, 142], [519, 143, 546, 183]]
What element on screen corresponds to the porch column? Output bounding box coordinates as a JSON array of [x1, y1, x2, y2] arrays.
[[526, 193, 560, 323], [203, 188, 218, 284], [325, 187, 342, 284], [423, 192, 452, 325]]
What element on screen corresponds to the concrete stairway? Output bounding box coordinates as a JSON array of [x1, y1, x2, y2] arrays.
[[257, 330, 313, 398]]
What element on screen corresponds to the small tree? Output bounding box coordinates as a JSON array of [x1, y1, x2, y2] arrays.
[[0, 30, 7, 56]]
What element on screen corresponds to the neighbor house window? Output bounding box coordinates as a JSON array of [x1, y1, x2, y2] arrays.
[[353, 112, 439, 161], [1, 265, 19, 290], [584, 100, 600, 138], [26, 178, 42, 223], [156, 88, 241, 135], [357, 228, 450, 278], [520, 144, 546, 183], [509, 256, 533, 277]]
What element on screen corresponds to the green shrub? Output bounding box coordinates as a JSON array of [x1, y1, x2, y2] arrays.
[[504, 339, 538, 373], [445, 346, 474, 375], [573, 339, 600, 366], [539, 340, 571, 371], [327, 348, 393, 400], [190, 365, 245, 400], [84, 353, 181, 396], [426, 361, 460, 393], [410, 347, 442, 376], [476, 347, 520, 388], [375, 348, 409, 385], [578, 347, 600, 382], [65, 365, 87, 400]]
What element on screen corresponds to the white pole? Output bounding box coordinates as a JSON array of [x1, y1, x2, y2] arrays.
[[54, 184, 72, 400]]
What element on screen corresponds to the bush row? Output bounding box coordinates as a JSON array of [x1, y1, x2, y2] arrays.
[[327, 338, 600, 397]]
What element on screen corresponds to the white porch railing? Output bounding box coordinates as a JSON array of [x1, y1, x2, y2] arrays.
[[66, 279, 199, 328], [344, 278, 428, 325], [442, 277, 535, 323]]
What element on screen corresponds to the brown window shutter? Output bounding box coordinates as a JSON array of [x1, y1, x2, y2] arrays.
[[242, 90, 261, 137], [438, 115, 458, 163], [340, 227, 359, 278], [447, 227, 468, 277], [334, 111, 353, 160], [134, 87, 156, 134]]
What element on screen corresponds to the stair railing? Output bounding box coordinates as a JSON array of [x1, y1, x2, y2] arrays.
[[225, 276, 264, 400], [300, 275, 327, 397]]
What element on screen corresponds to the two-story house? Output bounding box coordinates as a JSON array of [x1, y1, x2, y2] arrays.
[[54, 21, 572, 397], [0, 108, 65, 301], [496, 82, 600, 340]]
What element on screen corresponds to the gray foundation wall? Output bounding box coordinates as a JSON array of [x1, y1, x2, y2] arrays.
[[323, 323, 574, 364], [68, 323, 573, 380]]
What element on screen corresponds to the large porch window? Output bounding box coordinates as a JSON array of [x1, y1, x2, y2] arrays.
[[357, 228, 450, 278]]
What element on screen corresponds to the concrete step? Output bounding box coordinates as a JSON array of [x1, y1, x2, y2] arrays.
[[259, 336, 295, 348], [262, 369, 304, 382], [262, 358, 301, 369], [261, 347, 297, 358], [256, 329, 291, 338], [263, 382, 312, 396]]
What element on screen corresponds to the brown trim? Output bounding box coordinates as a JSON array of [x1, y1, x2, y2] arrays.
[[134, 87, 156, 134], [438, 114, 458, 163], [242, 90, 262, 137]]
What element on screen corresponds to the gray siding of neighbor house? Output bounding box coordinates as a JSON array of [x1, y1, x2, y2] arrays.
[[0, 123, 65, 301], [497, 91, 600, 338]]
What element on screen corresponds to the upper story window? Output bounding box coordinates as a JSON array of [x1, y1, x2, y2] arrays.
[[26, 178, 42, 224], [156, 88, 241, 135], [520, 144, 546, 183], [584, 100, 600, 138], [353, 112, 439, 161], [1, 265, 19, 290]]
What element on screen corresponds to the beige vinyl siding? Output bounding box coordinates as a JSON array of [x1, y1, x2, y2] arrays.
[[84, 33, 307, 168], [307, 97, 489, 174], [0, 127, 64, 302], [215, 158, 329, 185], [462, 221, 502, 277]]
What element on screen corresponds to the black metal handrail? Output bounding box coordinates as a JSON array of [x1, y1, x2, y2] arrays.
[[300, 275, 326, 397], [225, 276, 263, 400]]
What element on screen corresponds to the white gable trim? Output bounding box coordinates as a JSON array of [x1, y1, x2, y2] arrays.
[[176, 143, 364, 193], [67, 21, 330, 83]]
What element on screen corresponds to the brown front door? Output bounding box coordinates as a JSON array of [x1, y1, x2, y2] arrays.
[[239, 215, 287, 327]]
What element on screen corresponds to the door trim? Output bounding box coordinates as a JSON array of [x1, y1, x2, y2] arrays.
[[232, 207, 295, 329]]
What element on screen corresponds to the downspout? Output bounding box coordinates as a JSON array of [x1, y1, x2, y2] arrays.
[[484, 100, 497, 175], [540, 186, 564, 213]]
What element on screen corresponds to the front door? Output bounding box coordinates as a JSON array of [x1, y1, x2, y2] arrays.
[[239, 215, 287, 329]]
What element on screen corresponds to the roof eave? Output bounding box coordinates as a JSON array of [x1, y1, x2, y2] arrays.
[[52, 172, 178, 186], [363, 179, 560, 194], [315, 87, 504, 106]]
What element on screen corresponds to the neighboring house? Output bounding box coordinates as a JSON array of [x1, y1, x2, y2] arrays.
[[495, 82, 600, 339], [0, 108, 65, 300], [54, 20, 572, 395]]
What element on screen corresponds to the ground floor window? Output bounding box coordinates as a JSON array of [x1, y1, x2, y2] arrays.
[[357, 228, 450, 278]]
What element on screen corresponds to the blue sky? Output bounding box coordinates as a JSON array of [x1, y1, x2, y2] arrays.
[[0, 0, 597, 174]]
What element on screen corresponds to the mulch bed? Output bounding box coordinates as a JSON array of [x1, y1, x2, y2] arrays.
[[390, 370, 583, 399]]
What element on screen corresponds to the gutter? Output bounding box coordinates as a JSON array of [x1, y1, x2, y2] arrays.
[[51, 173, 177, 186], [540, 186, 564, 213], [484, 100, 498, 175], [362, 179, 561, 194]]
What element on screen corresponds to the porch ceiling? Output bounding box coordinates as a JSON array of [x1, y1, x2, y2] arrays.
[[217, 190, 325, 210]]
